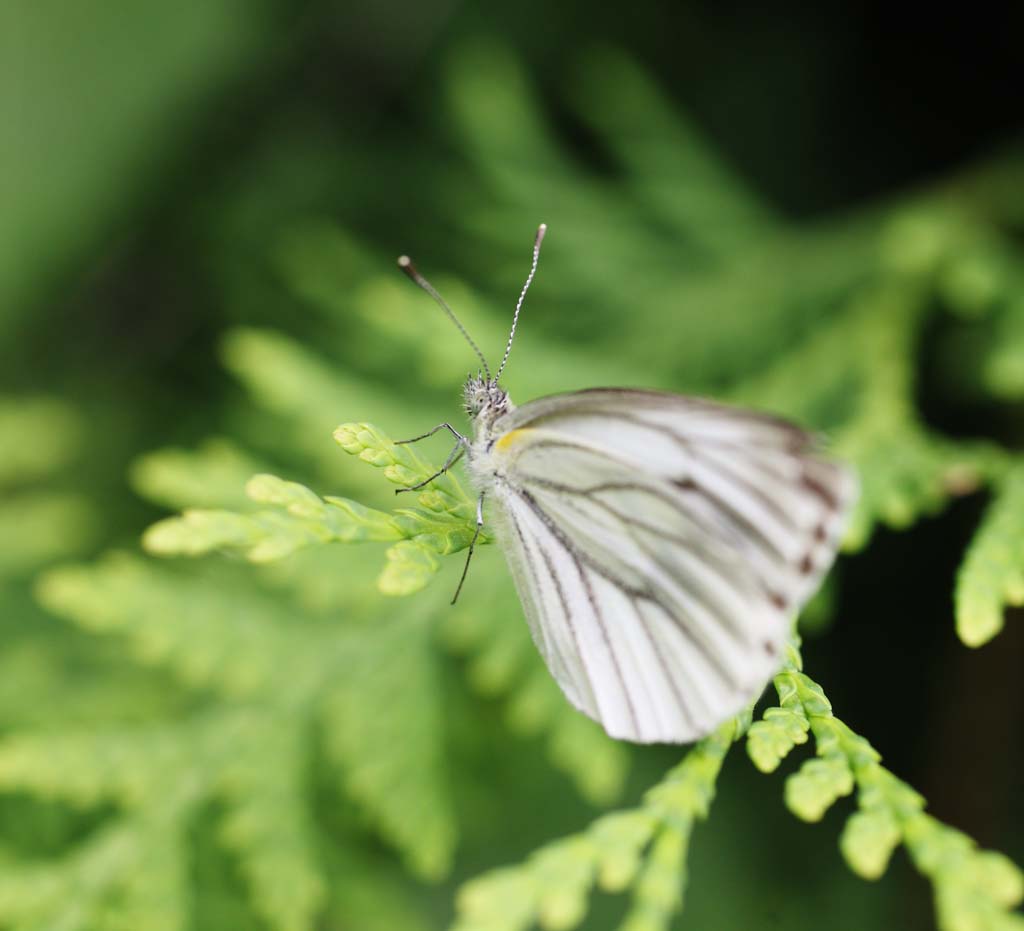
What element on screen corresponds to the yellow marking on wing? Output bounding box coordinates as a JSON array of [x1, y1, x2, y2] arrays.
[[495, 428, 533, 452]]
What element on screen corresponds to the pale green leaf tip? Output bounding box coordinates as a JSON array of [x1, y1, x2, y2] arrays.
[[143, 515, 203, 555], [537, 891, 587, 930], [377, 542, 440, 596], [334, 422, 393, 459], [245, 473, 289, 503], [245, 473, 324, 518], [978, 851, 1024, 907], [956, 608, 1004, 648], [840, 810, 901, 880]]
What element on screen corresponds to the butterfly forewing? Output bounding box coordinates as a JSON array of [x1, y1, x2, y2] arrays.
[[483, 389, 855, 744]]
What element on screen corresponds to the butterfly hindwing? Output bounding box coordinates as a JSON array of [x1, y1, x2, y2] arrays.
[[483, 389, 855, 743]]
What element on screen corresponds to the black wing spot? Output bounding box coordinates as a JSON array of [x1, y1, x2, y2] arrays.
[[801, 471, 839, 511], [798, 553, 814, 575], [767, 590, 788, 612], [763, 640, 777, 657], [674, 477, 697, 491]]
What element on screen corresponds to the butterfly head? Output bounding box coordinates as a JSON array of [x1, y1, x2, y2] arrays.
[[463, 374, 511, 422]]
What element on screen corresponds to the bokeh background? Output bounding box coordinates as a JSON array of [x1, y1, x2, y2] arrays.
[[4, 2, 1024, 929]]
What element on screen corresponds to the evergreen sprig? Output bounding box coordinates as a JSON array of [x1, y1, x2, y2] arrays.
[[452, 719, 740, 931], [452, 632, 1022, 931], [0, 396, 82, 487], [11, 553, 454, 930], [0, 396, 96, 579], [955, 464, 1024, 646], [143, 424, 479, 596], [748, 641, 1024, 931]]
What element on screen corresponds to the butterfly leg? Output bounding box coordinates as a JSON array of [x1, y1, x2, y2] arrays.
[[393, 422, 470, 494], [394, 422, 468, 446], [394, 442, 466, 494], [451, 492, 485, 605]]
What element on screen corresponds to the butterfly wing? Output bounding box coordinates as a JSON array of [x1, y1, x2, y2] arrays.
[[482, 388, 855, 744]]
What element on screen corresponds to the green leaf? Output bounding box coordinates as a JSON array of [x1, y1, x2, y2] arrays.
[[955, 464, 1024, 646], [785, 755, 854, 822], [761, 645, 1023, 930], [29, 554, 461, 928], [840, 808, 902, 880], [378, 540, 442, 596], [0, 493, 96, 577], [143, 427, 482, 597], [746, 705, 810, 773], [451, 721, 736, 931], [130, 439, 265, 511], [216, 715, 326, 931], [0, 397, 82, 487], [321, 613, 456, 881]]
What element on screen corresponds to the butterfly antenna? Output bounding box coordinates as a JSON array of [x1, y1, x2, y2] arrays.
[[398, 255, 491, 379], [495, 223, 546, 382]]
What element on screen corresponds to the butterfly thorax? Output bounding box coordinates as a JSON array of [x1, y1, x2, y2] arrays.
[[464, 376, 516, 496], [463, 377, 516, 500]]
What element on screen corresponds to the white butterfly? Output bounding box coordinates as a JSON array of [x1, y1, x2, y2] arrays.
[[395, 224, 855, 744]]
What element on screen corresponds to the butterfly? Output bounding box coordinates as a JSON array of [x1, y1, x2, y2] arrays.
[[395, 224, 855, 744]]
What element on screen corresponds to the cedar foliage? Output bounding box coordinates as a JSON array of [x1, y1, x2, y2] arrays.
[[4, 21, 1024, 931]]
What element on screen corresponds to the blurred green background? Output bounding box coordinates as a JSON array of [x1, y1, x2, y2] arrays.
[[3, 2, 1023, 929]]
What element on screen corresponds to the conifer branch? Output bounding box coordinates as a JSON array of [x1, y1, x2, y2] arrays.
[[749, 641, 1024, 931], [451, 718, 741, 931]]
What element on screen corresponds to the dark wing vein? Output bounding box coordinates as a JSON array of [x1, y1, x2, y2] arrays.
[[523, 479, 747, 690]]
